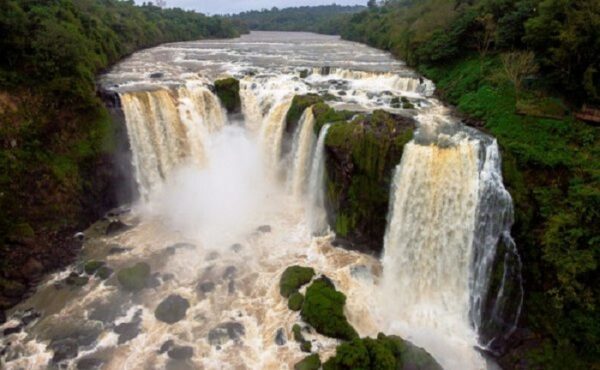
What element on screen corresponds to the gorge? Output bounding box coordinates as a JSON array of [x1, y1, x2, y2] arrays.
[[0, 31, 523, 370]]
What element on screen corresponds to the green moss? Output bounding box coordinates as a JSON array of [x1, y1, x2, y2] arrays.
[[288, 292, 304, 311], [292, 324, 304, 342], [214, 78, 241, 113], [285, 94, 324, 133], [323, 333, 441, 370], [300, 340, 312, 353], [9, 223, 35, 240], [300, 277, 358, 341], [323, 110, 413, 251], [279, 265, 315, 298], [84, 260, 105, 275], [294, 354, 321, 370], [117, 262, 151, 292], [96, 266, 113, 280]]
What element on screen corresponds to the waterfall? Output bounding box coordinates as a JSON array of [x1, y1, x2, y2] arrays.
[[381, 118, 523, 367], [288, 107, 317, 198], [120, 84, 226, 198], [259, 99, 292, 178], [470, 140, 524, 349], [306, 124, 331, 234]]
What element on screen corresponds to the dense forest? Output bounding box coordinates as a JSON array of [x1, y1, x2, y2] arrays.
[[235, 0, 599, 368], [229, 5, 364, 34], [0, 0, 241, 309]]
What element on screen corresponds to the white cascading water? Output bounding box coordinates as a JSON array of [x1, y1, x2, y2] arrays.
[[470, 140, 524, 347], [259, 99, 293, 178], [288, 107, 317, 199], [306, 123, 331, 235], [120, 84, 226, 198], [380, 107, 522, 369]]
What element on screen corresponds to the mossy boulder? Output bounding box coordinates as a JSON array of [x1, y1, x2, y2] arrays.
[[288, 292, 304, 311], [154, 294, 190, 324], [295, 354, 321, 370], [84, 260, 105, 275], [214, 78, 241, 113], [323, 333, 441, 370], [324, 109, 414, 254], [300, 277, 358, 341], [279, 265, 315, 298], [96, 266, 113, 280], [117, 262, 151, 291]]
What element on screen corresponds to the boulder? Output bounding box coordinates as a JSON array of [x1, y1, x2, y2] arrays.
[[279, 265, 315, 298], [168, 345, 194, 360], [106, 220, 129, 235], [49, 338, 79, 363], [300, 277, 358, 341], [155, 294, 190, 324], [158, 339, 175, 354], [197, 281, 215, 294], [208, 322, 245, 346], [77, 357, 104, 370], [96, 266, 113, 280], [256, 225, 271, 233], [117, 262, 151, 292], [288, 292, 304, 311], [275, 328, 286, 346], [294, 354, 321, 370], [84, 260, 105, 275], [65, 272, 89, 287], [230, 243, 243, 253]]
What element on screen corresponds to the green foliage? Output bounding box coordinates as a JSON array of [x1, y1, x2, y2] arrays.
[[214, 78, 241, 113], [323, 110, 413, 252], [424, 54, 599, 366], [300, 277, 358, 341], [230, 5, 365, 35], [288, 292, 304, 311], [117, 262, 151, 292], [323, 333, 441, 370], [83, 260, 105, 275], [279, 265, 315, 298], [294, 354, 321, 370], [286, 94, 323, 132]]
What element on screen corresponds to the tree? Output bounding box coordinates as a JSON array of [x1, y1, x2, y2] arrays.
[[501, 51, 538, 100], [368, 0, 377, 9]]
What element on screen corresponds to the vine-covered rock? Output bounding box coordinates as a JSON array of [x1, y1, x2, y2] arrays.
[[288, 292, 304, 311], [323, 109, 414, 254], [294, 354, 321, 370], [323, 333, 441, 370], [214, 78, 241, 113], [279, 265, 315, 298], [300, 277, 358, 341]]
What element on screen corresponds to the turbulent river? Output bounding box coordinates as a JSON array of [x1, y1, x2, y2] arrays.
[[0, 32, 522, 370]]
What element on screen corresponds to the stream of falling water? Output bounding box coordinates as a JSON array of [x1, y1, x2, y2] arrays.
[[0, 32, 521, 370]]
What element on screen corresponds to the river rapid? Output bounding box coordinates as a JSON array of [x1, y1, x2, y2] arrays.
[[0, 31, 520, 370]]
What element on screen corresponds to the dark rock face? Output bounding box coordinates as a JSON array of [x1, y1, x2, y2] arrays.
[[323, 109, 415, 255], [230, 243, 243, 253], [49, 338, 79, 363], [197, 281, 215, 294], [223, 266, 237, 279], [155, 295, 190, 324], [0, 310, 5, 324], [114, 310, 142, 344], [158, 339, 175, 354], [256, 225, 271, 233], [77, 357, 104, 370], [106, 220, 129, 235], [168, 346, 194, 360], [208, 322, 245, 346], [214, 78, 241, 113], [275, 328, 286, 346]]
